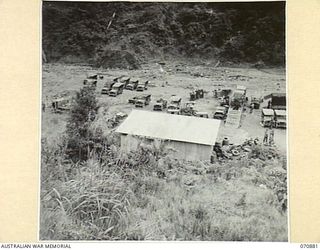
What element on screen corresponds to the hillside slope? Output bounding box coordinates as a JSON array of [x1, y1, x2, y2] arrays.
[[43, 1, 285, 67]]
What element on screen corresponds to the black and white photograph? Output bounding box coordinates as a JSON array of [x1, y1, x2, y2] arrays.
[[40, 1, 287, 241]]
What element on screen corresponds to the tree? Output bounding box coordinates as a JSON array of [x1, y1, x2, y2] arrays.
[[66, 86, 99, 161]]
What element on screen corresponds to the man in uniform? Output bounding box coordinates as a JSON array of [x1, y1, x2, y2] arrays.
[[263, 128, 269, 145], [269, 128, 275, 145]]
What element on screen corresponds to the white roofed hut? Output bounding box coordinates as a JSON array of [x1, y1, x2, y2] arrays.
[[115, 110, 221, 161]]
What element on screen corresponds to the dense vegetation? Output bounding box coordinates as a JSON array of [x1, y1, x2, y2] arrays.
[[40, 87, 288, 241], [43, 1, 285, 67]]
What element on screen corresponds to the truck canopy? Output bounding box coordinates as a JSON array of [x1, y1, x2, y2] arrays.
[[170, 95, 182, 103], [274, 109, 286, 117], [113, 82, 125, 88], [262, 108, 274, 116]]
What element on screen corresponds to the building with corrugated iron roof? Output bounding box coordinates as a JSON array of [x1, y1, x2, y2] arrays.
[[115, 110, 221, 161]]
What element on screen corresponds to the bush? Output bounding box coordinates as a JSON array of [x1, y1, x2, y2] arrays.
[[66, 86, 99, 161]]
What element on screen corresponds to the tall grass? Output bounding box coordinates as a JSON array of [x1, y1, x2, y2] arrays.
[[40, 134, 287, 241]]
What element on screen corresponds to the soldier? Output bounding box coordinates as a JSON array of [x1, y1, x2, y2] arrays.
[[250, 103, 254, 113], [263, 128, 269, 145], [269, 128, 275, 145], [267, 100, 271, 109]]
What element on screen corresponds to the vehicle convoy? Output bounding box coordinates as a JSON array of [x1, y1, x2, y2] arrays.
[[213, 106, 228, 120], [167, 95, 182, 115], [126, 79, 139, 90], [136, 81, 149, 91], [153, 98, 167, 111], [109, 82, 125, 97], [135, 94, 151, 108]]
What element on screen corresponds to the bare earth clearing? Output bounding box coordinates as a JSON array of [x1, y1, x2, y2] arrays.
[[42, 62, 286, 153]]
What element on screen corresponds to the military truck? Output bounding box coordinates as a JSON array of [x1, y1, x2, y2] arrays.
[[51, 97, 72, 113], [264, 93, 286, 110], [167, 95, 182, 115], [136, 81, 149, 91], [126, 79, 139, 90], [128, 96, 139, 104], [153, 98, 167, 111], [213, 106, 228, 120], [83, 78, 97, 87], [274, 109, 286, 128], [261, 109, 275, 127], [135, 94, 151, 108], [109, 82, 125, 97], [101, 80, 116, 95], [180, 101, 196, 116], [170, 95, 182, 105], [167, 103, 180, 115]]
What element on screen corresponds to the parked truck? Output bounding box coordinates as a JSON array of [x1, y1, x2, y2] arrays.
[[126, 79, 139, 90], [167, 95, 182, 115], [109, 82, 125, 97], [83, 78, 97, 88], [51, 97, 72, 113], [213, 106, 228, 120], [136, 80, 149, 91], [274, 109, 286, 128], [153, 98, 167, 111], [101, 80, 116, 95], [264, 93, 286, 110], [180, 101, 196, 116], [128, 95, 141, 104], [135, 94, 151, 108]]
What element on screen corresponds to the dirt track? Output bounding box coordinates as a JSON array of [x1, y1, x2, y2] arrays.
[[41, 62, 286, 153]]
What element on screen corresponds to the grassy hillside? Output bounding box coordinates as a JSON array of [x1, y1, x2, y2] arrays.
[[40, 135, 287, 241], [40, 87, 287, 241], [42, 1, 285, 67]]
